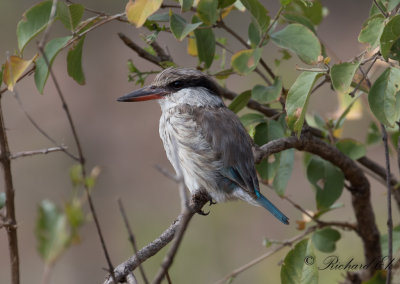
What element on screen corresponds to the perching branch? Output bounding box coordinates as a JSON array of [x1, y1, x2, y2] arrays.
[[104, 197, 208, 284]]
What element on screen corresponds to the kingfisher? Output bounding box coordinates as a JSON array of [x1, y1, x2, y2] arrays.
[[118, 68, 289, 224]]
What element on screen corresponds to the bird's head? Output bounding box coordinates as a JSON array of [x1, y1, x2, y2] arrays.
[[118, 68, 223, 109]]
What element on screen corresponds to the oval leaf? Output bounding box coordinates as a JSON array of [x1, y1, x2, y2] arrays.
[[281, 239, 318, 284], [286, 71, 322, 136], [57, 2, 85, 31], [231, 48, 262, 74], [17, 1, 52, 52], [307, 156, 344, 210], [170, 13, 202, 41], [193, 16, 215, 68], [368, 67, 400, 127], [179, 0, 195, 12], [228, 90, 251, 113], [67, 36, 86, 85], [125, 0, 162, 27], [252, 77, 282, 103], [239, 113, 266, 128], [358, 14, 385, 49], [331, 62, 360, 94], [271, 23, 321, 64], [312, 228, 341, 253], [240, 0, 270, 32], [380, 15, 400, 61], [273, 149, 294, 196], [197, 0, 218, 26], [34, 36, 73, 94]]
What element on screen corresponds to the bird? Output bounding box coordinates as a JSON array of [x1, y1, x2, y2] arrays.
[[118, 67, 289, 225]]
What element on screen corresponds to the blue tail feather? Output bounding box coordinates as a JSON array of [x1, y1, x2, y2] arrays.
[[255, 191, 289, 225]]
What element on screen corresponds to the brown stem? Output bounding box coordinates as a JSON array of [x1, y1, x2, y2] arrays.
[[255, 134, 381, 278], [0, 97, 20, 284]]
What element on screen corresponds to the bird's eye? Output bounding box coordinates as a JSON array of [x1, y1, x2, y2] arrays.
[[170, 80, 184, 89]]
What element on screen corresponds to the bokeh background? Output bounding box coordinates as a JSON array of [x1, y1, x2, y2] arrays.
[[0, 1, 398, 283]]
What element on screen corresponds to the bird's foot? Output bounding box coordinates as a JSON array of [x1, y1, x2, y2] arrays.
[[209, 199, 217, 206], [190, 190, 212, 216]]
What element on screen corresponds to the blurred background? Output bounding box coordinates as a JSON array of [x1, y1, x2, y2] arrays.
[[0, 0, 398, 283]]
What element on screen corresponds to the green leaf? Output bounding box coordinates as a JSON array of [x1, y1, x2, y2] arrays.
[[271, 24, 321, 64], [17, 1, 52, 52], [240, 0, 270, 32], [0, 192, 5, 209], [273, 149, 294, 196], [170, 13, 202, 41], [286, 72, 322, 136], [335, 139, 366, 160], [228, 90, 251, 113], [284, 0, 324, 26], [312, 228, 341, 253], [330, 62, 360, 94], [34, 36, 72, 94], [35, 200, 69, 264], [70, 164, 83, 187], [280, 0, 293, 6], [381, 225, 400, 255], [231, 48, 262, 74], [57, 2, 84, 31], [197, 0, 218, 26], [368, 67, 400, 127], [65, 199, 85, 231], [252, 77, 282, 103], [248, 21, 261, 47], [193, 16, 215, 68], [282, 13, 316, 34], [281, 239, 318, 284], [380, 15, 400, 61], [179, 0, 195, 11], [218, 0, 236, 8], [147, 12, 170, 22], [67, 36, 85, 85], [307, 156, 344, 210], [254, 120, 285, 146], [366, 122, 382, 145], [358, 14, 385, 49], [240, 113, 266, 128]]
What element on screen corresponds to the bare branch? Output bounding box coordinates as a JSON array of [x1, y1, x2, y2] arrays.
[[117, 198, 149, 284], [10, 146, 67, 160]]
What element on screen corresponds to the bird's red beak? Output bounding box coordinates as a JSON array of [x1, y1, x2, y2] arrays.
[[117, 86, 168, 102]]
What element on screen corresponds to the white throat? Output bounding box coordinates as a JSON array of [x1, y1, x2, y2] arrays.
[[158, 87, 223, 112]]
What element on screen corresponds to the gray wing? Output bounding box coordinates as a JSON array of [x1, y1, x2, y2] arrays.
[[192, 106, 259, 197]]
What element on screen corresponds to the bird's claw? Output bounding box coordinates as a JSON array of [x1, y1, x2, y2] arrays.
[[196, 208, 210, 216], [209, 199, 217, 206]]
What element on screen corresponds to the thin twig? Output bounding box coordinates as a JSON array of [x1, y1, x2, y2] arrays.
[[214, 225, 319, 284], [349, 55, 378, 97], [373, 0, 389, 17], [117, 198, 149, 284], [1, 56, 20, 284], [37, 40, 116, 283], [12, 92, 79, 161], [11, 146, 67, 159], [381, 124, 393, 284], [259, 6, 283, 46]]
